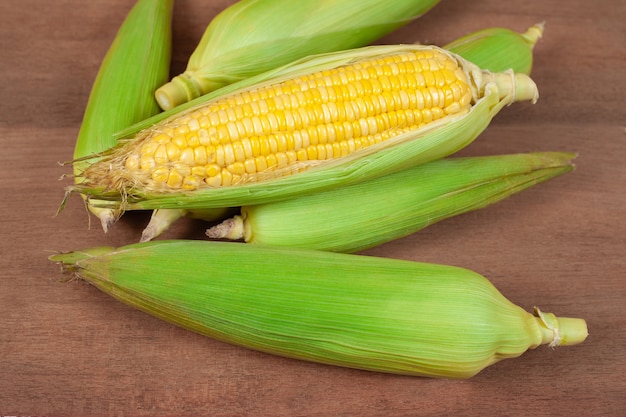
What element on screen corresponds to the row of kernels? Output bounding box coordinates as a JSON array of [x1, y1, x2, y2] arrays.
[[157, 50, 464, 135], [132, 105, 457, 176], [163, 85, 459, 151], [134, 86, 468, 173], [144, 119, 450, 191]]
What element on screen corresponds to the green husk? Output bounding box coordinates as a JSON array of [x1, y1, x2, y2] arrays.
[[50, 240, 587, 378], [71, 0, 173, 231], [67, 45, 539, 212], [155, 0, 441, 110], [445, 23, 544, 75], [206, 152, 575, 252]]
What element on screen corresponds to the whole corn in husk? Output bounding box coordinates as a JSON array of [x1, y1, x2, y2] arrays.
[[207, 152, 575, 253], [50, 240, 587, 378], [71, 0, 173, 231], [143, 23, 545, 241], [68, 44, 538, 212], [155, 0, 441, 110], [444, 23, 544, 75]]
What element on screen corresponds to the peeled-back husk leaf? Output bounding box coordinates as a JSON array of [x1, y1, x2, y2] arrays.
[[50, 240, 588, 378], [69, 45, 538, 212], [70, 0, 173, 231]]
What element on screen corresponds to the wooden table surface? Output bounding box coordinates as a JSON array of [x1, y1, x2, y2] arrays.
[[1, 0, 624, 415]]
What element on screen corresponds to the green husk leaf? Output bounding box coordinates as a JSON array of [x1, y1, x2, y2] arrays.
[[71, 0, 173, 230], [207, 152, 575, 252], [50, 240, 587, 378], [155, 0, 440, 109]]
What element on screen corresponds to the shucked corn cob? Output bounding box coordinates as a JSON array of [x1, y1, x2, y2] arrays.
[[71, 0, 173, 231], [68, 45, 538, 212], [142, 23, 545, 241], [155, 0, 441, 110], [50, 240, 587, 378], [207, 152, 575, 253]]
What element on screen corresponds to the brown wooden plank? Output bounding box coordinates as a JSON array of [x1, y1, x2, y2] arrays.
[[1, 0, 624, 415]]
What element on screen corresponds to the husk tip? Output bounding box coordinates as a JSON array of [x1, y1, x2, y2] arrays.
[[523, 22, 546, 47]]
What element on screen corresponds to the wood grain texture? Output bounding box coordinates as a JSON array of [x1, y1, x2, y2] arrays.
[[1, 0, 624, 415]]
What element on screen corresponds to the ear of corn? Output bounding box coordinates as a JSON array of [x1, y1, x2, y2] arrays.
[[142, 0, 442, 239], [206, 152, 575, 252], [142, 24, 545, 241], [68, 45, 538, 212], [444, 23, 544, 75], [71, 0, 173, 231], [50, 240, 587, 378], [155, 0, 441, 110]]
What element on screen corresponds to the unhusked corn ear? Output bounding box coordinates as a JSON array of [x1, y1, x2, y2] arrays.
[[50, 240, 587, 378], [70, 0, 173, 230], [155, 0, 440, 109], [69, 44, 538, 211], [445, 23, 544, 75], [207, 152, 575, 252]]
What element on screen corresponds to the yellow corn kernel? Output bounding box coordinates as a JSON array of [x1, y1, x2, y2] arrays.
[[154, 144, 168, 164], [191, 166, 206, 177], [124, 154, 139, 171], [140, 155, 156, 171], [165, 142, 181, 160], [182, 175, 201, 191], [244, 159, 257, 174], [151, 166, 169, 184], [166, 169, 184, 188], [227, 162, 246, 176]]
